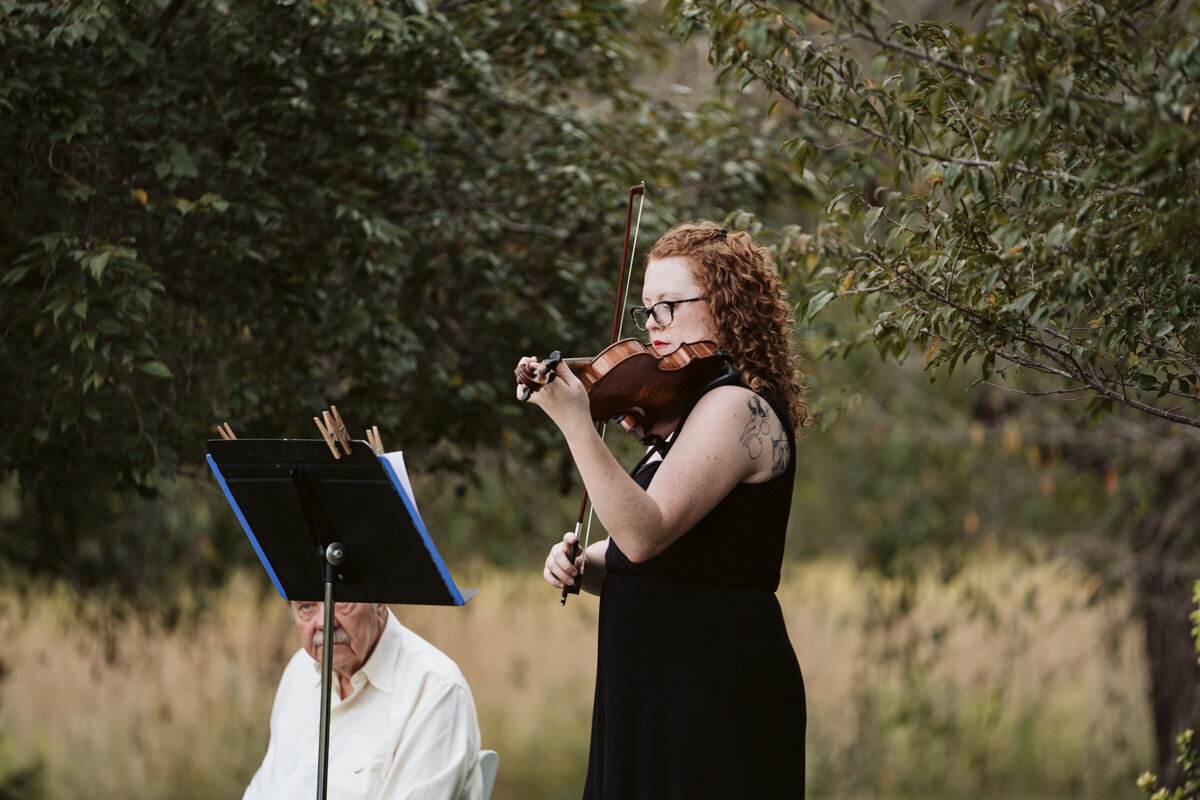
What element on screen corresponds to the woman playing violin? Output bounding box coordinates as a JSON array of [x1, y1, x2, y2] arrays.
[[516, 221, 810, 799]]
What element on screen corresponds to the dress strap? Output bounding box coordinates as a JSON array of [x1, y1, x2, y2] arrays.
[[630, 362, 743, 474]]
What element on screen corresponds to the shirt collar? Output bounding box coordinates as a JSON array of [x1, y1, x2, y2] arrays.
[[357, 608, 401, 695]]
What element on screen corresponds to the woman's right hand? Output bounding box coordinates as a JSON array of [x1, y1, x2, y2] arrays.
[[515, 356, 593, 438], [543, 530, 582, 590]]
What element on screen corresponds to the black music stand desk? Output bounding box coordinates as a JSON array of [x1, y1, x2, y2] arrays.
[[206, 438, 474, 799]]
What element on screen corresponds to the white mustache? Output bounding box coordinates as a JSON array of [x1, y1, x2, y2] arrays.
[[312, 629, 351, 648]]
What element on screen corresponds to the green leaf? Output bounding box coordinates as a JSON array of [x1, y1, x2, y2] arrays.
[[2, 266, 29, 286], [84, 249, 113, 280], [139, 361, 174, 379], [864, 205, 883, 234], [805, 290, 836, 320], [1008, 291, 1038, 313]]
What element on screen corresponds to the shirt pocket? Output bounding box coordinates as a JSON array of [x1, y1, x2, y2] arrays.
[[329, 733, 389, 798]]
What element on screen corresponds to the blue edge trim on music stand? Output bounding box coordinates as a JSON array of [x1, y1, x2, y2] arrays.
[[206, 454, 465, 606], [377, 456, 465, 606]]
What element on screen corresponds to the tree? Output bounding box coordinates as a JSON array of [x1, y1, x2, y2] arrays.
[[0, 0, 805, 588], [669, 0, 1200, 428], [663, 0, 1200, 783]]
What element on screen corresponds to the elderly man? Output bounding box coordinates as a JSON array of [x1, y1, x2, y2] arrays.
[[244, 600, 484, 800]]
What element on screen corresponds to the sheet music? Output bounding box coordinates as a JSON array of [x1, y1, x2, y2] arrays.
[[380, 451, 422, 522]]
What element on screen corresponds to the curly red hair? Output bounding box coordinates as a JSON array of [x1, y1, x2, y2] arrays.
[[647, 221, 810, 431]]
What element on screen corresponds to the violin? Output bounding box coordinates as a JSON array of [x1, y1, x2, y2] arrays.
[[515, 338, 731, 442]]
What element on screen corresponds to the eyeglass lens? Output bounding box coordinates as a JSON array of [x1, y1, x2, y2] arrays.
[[632, 302, 672, 331]]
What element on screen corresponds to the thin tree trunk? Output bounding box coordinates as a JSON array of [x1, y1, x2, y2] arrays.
[[1131, 460, 1200, 787]]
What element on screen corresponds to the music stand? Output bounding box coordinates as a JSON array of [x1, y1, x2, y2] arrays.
[[206, 438, 474, 800]]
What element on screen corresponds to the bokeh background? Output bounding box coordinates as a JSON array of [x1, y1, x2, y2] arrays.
[[3, 1, 1198, 798]]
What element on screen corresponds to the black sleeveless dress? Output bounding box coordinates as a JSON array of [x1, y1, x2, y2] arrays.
[[582, 386, 806, 800]]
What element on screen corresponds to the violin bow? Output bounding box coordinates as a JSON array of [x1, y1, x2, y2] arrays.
[[562, 181, 646, 605]]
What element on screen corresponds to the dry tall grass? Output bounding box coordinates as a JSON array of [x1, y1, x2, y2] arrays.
[[1, 556, 1149, 799]]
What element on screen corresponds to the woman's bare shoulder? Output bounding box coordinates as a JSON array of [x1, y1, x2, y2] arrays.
[[689, 384, 777, 420], [685, 386, 790, 480]]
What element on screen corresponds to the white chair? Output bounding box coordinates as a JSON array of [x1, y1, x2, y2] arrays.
[[479, 749, 499, 800]]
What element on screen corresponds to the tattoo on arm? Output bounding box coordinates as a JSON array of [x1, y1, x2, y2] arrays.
[[769, 433, 789, 477], [738, 396, 790, 477]]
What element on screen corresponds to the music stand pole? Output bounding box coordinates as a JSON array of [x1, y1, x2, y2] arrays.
[[316, 542, 345, 800]]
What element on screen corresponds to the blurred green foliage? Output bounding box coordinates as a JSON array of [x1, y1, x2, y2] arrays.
[[0, 0, 807, 591], [668, 0, 1200, 429]]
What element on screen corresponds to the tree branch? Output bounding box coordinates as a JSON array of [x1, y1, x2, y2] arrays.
[[731, 56, 1148, 197]]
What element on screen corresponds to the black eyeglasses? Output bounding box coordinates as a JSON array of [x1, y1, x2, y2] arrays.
[[629, 298, 704, 331]]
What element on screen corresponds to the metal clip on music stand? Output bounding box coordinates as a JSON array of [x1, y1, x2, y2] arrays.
[[206, 438, 475, 800]]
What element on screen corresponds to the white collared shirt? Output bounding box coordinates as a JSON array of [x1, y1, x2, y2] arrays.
[[243, 610, 483, 800]]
